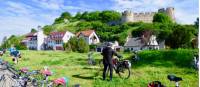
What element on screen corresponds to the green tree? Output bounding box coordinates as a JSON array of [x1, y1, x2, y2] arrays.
[[31, 28, 37, 33], [42, 25, 54, 35], [61, 12, 72, 19], [80, 11, 89, 20], [87, 11, 100, 21], [99, 10, 121, 23], [77, 38, 89, 53], [68, 37, 78, 52], [74, 12, 82, 20], [194, 17, 199, 29], [153, 13, 173, 24], [54, 12, 71, 24], [166, 25, 194, 48]]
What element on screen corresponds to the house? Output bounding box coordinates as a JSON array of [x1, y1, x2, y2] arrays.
[[46, 31, 74, 50], [124, 35, 160, 51], [23, 30, 46, 50], [76, 30, 100, 45], [96, 41, 123, 52]]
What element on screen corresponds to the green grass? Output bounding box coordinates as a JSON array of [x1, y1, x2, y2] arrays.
[[1, 50, 198, 87]]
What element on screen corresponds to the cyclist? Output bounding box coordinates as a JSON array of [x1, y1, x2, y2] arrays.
[[12, 49, 21, 64], [101, 42, 122, 81], [9, 45, 21, 64]]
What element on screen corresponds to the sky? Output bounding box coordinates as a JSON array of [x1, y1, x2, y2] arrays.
[[0, 0, 199, 44]]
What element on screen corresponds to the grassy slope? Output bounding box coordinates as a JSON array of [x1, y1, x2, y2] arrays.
[[1, 50, 198, 87]]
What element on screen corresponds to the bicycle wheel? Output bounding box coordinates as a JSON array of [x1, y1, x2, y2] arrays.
[[117, 66, 130, 79]]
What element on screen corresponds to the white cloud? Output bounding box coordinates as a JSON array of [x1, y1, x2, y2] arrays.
[[32, 0, 65, 10]]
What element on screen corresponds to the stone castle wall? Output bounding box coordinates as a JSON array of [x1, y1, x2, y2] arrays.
[[121, 7, 175, 23]]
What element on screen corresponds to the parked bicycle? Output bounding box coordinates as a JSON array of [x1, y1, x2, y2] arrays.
[[99, 57, 131, 79], [31, 67, 69, 87]]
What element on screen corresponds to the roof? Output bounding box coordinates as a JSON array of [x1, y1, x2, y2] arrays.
[[124, 37, 142, 47], [76, 30, 95, 37], [49, 31, 66, 40]]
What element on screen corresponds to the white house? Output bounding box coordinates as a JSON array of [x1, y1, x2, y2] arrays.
[[76, 30, 100, 45], [46, 31, 74, 50], [24, 30, 46, 50], [124, 35, 160, 51], [96, 41, 123, 52]]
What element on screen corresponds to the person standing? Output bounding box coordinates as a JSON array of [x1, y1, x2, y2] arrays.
[[101, 42, 122, 81]]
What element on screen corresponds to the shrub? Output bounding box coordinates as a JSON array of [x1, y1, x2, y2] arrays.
[[77, 38, 89, 53], [137, 49, 198, 67]]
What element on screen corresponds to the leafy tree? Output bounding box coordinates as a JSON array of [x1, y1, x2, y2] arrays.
[[68, 37, 78, 52], [87, 11, 100, 21], [194, 17, 199, 29], [1, 35, 26, 50], [77, 38, 89, 53], [80, 11, 89, 20], [54, 12, 71, 24], [99, 10, 121, 23], [166, 25, 194, 48], [60, 12, 71, 19], [31, 28, 37, 33], [153, 13, 173, 24], [42, 25, 54, 35], [74, 12, 82, 20]]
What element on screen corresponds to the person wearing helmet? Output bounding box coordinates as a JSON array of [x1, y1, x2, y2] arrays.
[[101, 42, 122, 81]]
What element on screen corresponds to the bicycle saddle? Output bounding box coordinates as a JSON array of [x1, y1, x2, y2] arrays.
[[167, 75, 182, 82]]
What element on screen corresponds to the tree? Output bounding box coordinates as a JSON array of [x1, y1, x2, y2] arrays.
[[42, 25, 54, 35], [87, 11, 100, 21], [60, 12, 72, 19], [99, 10, 121, 23], [54, 12, 72, 24], [68, 37, 78, 52], [80, 11, 89, 20], [31, 28, 37, 33], [153, 13, 173, 24], [194, 17, 199, 29], [166, 25, 194, 48], [74, 12, 82, 20], [77, 38, 89, 53]]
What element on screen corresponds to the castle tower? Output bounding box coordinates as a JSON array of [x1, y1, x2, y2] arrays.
[[158, 8, 165, 13], [166, 7, 175, 21], [121, 10, 134, 23]]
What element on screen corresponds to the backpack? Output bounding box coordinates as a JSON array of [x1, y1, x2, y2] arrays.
[[148, 81, 165, 87]]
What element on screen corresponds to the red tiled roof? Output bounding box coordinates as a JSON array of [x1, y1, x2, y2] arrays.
[[49, 31, 66, 40], [76, 30, 94, 37]]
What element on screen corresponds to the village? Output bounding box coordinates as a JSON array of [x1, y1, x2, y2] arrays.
[[0, 0, 198, 86]]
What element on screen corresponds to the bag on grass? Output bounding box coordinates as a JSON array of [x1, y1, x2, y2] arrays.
[[148, 81, 165, 87]]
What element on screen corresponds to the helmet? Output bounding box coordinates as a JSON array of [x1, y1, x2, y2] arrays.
[[107, 42, 112, 47]]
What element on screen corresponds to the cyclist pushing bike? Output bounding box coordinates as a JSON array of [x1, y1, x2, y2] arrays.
[[101, 42, 122, 81]]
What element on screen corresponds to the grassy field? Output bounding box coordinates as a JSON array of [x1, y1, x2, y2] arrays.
[[1, 50, 198, 87]]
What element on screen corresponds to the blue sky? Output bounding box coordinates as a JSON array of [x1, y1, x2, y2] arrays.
[[0, 0, 199, 43]]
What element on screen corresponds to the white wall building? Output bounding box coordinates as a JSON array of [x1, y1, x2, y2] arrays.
[[76, 30, 100, 45], [124, 35, 160, 51], [46, 31, 74, 50], [24, 30, 46, 50]]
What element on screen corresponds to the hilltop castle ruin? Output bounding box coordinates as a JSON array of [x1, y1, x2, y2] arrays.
[[121, 7, 175, 23]]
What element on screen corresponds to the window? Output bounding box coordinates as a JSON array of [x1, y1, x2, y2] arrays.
[[131, 48, 133, 51]]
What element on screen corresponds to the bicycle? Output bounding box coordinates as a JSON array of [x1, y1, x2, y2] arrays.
[[0, 59, 39, 87], [31, 67, 69, 87], [148, 74, 182, 87], [99, 57, 131, 79]]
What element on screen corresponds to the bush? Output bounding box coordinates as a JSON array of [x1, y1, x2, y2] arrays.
[[77, 38, 89, 53], [137, 49, 198, 67], [89, 44, 97, 51], [64, 37, 89, 53]]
